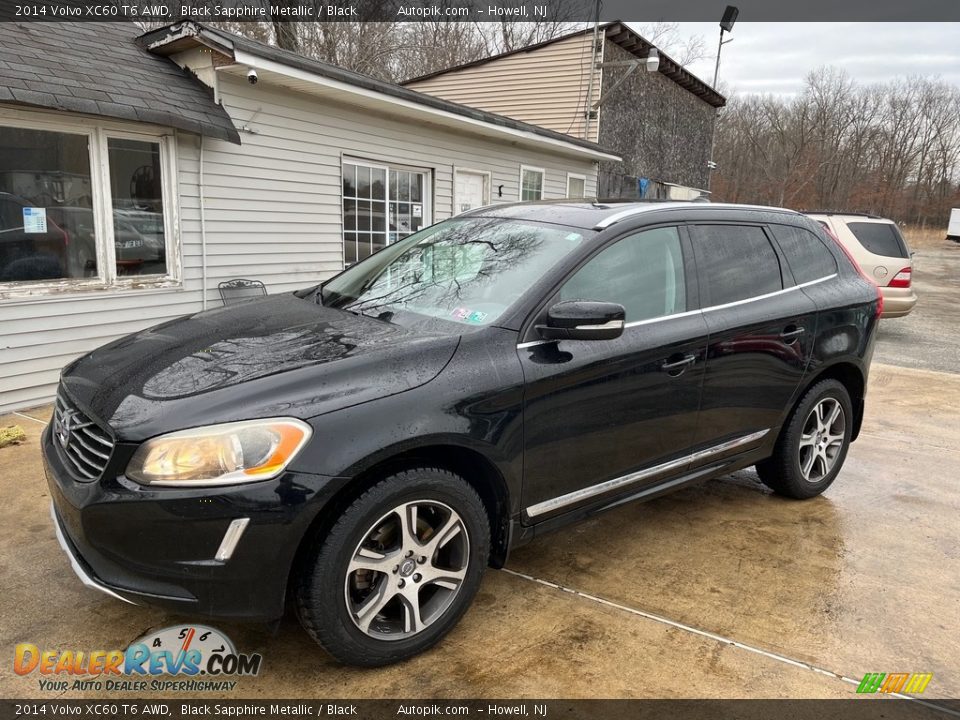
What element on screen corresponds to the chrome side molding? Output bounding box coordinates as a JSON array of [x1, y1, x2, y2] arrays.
[[525, 429, 770, 518]]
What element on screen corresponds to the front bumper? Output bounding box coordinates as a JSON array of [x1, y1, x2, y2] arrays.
[[43, 423, 342, 621]]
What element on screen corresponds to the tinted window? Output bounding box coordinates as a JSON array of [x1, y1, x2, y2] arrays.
[[770, 224, 838, 284], [847, 222, 909, 259], [691, 225, 782, 306], [560, 226, 686, 322]]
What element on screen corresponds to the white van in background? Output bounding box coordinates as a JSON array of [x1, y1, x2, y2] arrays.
[[948, 209, 960, 242]]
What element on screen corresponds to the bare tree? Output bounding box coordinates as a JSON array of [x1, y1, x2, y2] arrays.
[[712, 67, 960, 225], [636, 22, 708, 66]]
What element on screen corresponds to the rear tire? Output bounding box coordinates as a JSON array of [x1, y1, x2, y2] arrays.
[[756, 379, 853, 499], [295, 467, 489, 666]]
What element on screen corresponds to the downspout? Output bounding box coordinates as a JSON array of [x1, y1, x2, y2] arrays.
[[199, 133, 208, 310]]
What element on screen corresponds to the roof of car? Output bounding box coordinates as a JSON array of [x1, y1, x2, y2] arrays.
[[466, 200, 803, 231]]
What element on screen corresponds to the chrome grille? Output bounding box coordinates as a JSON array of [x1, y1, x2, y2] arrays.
[[53, 390, 114, 481]]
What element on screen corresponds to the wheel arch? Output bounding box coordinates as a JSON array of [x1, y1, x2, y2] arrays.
[[799, 361, 866, 440], [290, 443, 513, 600]]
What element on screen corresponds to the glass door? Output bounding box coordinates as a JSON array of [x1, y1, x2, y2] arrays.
[[343, 159, 429, 266]]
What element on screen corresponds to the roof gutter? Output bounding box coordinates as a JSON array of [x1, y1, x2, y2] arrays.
[[228, 48, 620, 163]]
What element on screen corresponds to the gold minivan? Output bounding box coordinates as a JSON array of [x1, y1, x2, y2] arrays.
[[807, 213, 917, 318]]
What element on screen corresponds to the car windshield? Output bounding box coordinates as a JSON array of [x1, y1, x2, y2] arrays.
[[319, 217, 591, 325]]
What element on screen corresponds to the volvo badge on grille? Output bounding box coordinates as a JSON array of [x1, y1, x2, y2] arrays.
[[55, 409, 76, 450]]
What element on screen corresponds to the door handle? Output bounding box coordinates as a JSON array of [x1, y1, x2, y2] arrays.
[[661, 355, 697, 373], [780, 326, 806, 342]]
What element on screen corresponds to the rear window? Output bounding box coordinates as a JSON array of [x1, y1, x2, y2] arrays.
[[690, 224, 783, 306], [770, 224, 838, 284], [847, 222, 909, 259]]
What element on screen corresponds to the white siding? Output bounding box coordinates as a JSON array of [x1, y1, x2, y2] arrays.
[[205, 74, 598, 297], [0, 76, 598, 413]]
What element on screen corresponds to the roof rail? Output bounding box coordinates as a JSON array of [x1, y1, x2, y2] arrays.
[[803, 210, 883, 219]]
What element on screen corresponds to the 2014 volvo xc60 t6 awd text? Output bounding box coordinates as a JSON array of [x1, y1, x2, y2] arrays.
[[44, 201, 881, 666]]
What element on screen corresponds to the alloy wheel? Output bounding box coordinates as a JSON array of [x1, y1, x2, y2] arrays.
[[798, 397, 846, 483], [344, 500, 470, 640]]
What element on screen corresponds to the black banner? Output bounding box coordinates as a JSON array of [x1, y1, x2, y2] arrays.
[[2, 699, 960, 720], [2, 0, 960, 22]]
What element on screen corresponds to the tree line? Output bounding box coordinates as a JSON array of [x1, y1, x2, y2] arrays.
[[711, 68, 960, 226]]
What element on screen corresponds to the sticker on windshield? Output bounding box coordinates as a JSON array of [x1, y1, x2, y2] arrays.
[[452, 308, 488, 324]]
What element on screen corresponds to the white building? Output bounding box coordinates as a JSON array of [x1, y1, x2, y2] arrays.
[[0, 21, 618, 412]]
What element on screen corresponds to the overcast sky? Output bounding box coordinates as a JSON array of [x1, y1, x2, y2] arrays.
[[644, 22, 960, 97]]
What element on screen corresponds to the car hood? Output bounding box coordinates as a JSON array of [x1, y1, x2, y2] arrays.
[[60, 294, 459, 441]]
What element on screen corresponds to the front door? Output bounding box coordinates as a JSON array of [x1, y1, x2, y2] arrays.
[[454, 169, 489, 215], [519, 226, 708, 521], [688, 223, 817, 460]]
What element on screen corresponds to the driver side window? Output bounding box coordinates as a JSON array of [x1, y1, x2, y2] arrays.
[[560, 226, 687, 322]]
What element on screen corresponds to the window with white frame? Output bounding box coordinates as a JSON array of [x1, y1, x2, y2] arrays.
[[520, 166, 544, 201], [0, 116, 176, 292], [567, 173, 587, 199], [342, 159, 429, 265]]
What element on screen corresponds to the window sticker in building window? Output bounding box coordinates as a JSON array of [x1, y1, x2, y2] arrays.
[[0, 126, 95, 283], [108, 138, 168, 277], [22, 207, 47, 234]]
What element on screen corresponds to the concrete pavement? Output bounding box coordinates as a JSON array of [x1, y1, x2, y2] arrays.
[[874, 240, 960, 373]]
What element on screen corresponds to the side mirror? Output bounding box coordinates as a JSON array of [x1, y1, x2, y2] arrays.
[[536, 300, 625, 341]]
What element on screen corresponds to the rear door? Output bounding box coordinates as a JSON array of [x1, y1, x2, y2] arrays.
[[519, 225, 708, 521], [688, 222, 818, 460]]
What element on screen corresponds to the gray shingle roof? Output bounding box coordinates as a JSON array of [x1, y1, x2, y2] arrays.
[[0, 22, 240, 143]]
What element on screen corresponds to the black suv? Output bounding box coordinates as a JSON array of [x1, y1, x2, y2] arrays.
[[44, 201, 880, 666]]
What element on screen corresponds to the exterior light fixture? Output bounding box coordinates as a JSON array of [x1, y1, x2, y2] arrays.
[[645, 48, 660, 72]]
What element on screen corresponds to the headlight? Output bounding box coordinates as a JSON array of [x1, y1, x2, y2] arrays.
[[126, 418, 312, 487]]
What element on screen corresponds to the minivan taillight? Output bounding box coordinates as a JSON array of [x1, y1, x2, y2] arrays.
[[889, 267, 911, 288], [822, 225, 884, 318]]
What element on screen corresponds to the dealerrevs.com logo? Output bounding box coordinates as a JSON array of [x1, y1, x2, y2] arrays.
[[14, 625, 263, 692]]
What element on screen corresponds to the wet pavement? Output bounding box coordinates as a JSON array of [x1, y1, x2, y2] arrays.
[[874, 240, 960, 373], [1, 358, 958, 703], [3, 242, 958, 703]]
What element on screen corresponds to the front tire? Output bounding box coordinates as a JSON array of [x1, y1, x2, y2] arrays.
[[756, 379, 853, 499], [295, 467, 489, 666]]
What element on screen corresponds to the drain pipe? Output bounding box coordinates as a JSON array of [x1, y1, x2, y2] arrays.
[[199, 133, 208, 310]]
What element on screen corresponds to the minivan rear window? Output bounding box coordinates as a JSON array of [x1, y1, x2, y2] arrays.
[[847, 222, 909, 259]]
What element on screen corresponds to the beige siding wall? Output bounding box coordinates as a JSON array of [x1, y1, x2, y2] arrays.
[[406, 33, 600, 143], [0, 77, 598, 413]]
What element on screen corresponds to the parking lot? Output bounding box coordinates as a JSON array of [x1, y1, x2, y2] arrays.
[[2, 239, 958, 703]]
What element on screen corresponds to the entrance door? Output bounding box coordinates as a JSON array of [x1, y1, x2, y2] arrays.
[[455, 169, 489, 215]]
